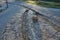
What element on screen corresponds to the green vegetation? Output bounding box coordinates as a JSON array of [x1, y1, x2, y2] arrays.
[[39, 0, 60, 2], [36, 1, 60, 8], [25, 0, 60, 8]]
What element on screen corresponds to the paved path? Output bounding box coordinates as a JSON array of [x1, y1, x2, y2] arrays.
[[2, 9, 60, 40], [0, 4, 26, 39], [13, 2, 60, 26], [0, 2, 60, 40]]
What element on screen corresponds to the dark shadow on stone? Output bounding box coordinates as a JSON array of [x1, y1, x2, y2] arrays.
[[32, 16, 38, 23]]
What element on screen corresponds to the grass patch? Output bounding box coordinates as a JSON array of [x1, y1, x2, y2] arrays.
[[26, 1, 60, 8]]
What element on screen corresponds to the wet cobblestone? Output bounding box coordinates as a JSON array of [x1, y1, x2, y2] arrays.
[[2, 10, 60, 40]]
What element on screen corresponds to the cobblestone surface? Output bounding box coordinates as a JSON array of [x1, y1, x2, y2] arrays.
[[2, 9, 60, 40]]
